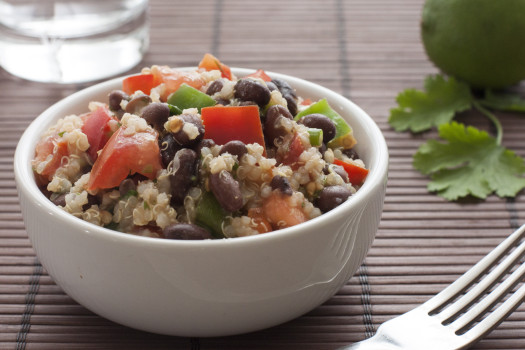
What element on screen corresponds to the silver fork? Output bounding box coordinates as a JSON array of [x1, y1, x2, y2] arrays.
[[340, 224, 525, 350]]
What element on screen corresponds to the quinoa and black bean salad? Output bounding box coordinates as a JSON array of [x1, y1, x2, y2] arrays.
[[32, 54, 369, 240]]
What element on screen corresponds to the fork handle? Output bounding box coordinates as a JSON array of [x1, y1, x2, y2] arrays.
[[337, 333, 400, 350]]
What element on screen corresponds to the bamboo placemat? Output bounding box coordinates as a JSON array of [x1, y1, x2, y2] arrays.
[[1, 0, 524, 349]]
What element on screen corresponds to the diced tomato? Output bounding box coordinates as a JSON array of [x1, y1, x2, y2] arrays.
[[198, 53, 232, 80], [122, 74, 156, 95], [87, 127, 162, 191], [244, 69, 271, 82], [33, 135, 69, 178], [300, 98, 313, 106], [262, 192, 307, 229], [201, 105, 266, 152], [333, 158, 369, 186], [279, 133, 306, 170], [247, 207, 272, 234], [150, 65, 207, 101], [81, 106, 116, 162]]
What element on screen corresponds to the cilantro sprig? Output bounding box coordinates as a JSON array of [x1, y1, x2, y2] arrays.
[[413, 122, 525, 200], [389, 74, 525, 201], [390, 75, 472, 133]]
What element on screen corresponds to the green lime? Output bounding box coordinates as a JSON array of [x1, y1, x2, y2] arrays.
[[421, 0, 525, 89]]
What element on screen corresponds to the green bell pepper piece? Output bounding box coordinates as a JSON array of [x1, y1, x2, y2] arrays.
[[307, 128, 323, 147], [167, 103, 183, 116], [195, 191, 227, 239], [295, 99, 356, 149], [167, 83, 216, 112]]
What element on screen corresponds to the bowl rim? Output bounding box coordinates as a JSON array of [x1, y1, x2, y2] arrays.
[[14, 67, 389, 249]]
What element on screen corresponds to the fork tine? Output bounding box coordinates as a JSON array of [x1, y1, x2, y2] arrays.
[[424, 225, 525, 313], [437, 232, 525, 323], [461, 282, 525, 346], [452, 259, 525, 332]]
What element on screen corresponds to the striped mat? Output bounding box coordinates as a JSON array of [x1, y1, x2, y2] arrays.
[[1, 0, 524, 348]]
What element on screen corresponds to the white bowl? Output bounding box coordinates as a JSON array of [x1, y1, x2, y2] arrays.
[[14, 68, 388, 337]]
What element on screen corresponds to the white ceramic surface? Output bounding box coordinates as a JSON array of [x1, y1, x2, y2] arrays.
[[14, 68, 388, 337]]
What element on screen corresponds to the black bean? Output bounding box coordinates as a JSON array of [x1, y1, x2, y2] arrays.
[[342, 148, 360, 160], [315, 185, 352, 213], [159, 133, 181, 168], [284, 95, 298, 116], [209, 171, 243, 212], [266, 81, 278, 92], [266, 104, 293, 121], [170, 149, 198, 206], [82, 194, 99, 211], [331, 165, 349, 183], [319, 142, 327, 154], [194, 138, 216, 157], [140, 102, 170, 131], [271, 78, 298, 115], [214, 98, 230, 106], [39, 186, 52, 200], [298, 113, 337, 143], [264, 105, 294, 145], [171, 114, 205, 147], [125, 94, 152, 115], [271, 79, 297, 100], [238, 100, 258, 107], [206, 79, 224, 95], [219, 140, 247, 159], [163, 223, 212, 240], [108, 90, 129, 111], [270, 175, 293, 196], [234, 79, 271, 107], [119, 178, 137, 197], [131, 173, 149, 184], [51, 193, 67, 207]]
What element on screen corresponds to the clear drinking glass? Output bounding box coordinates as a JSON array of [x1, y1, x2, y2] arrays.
[[0, 0, 149, 84]]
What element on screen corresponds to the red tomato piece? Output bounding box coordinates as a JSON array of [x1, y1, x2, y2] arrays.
[[262, 192, 307, 229], [33, 135, 69, 178], [300, 98, 313, 106], [87, 127, 162, 191], [201, 105, 266, 151], [244, 69, 272, 82], [333, 158, 369, 186], [247, 207, 272, 234], [122, 74, 156, 95], [150, 65, 207, 101], [198, 53, 232, 80], [81, 106, 116, 162], [279, 133, 306, 170]]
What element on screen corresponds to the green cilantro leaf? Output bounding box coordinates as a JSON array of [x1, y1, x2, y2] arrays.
[[389, 75, 472, 132], [413, 121, 525, 200], [479, 90, 525, 112]]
